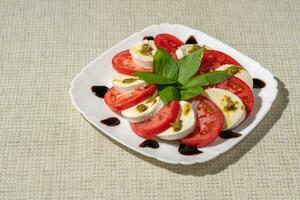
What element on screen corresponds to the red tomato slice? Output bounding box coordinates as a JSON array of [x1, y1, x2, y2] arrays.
[[180, 96, 223, 147], [112, 50, 153, 76], [131, 101, 180, 138], [199, 50, 241, 73], [215, 76, 254, 116], [154, 34, 184, 59], [104, 85, 157, 113]]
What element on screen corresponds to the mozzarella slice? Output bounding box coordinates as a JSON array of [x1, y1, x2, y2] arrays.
[[121, 96, 163, 123], [112, 73, 148, 93], [158, 101, 196, 140], [175, 44, 210, 59], [204, 88, 246, 130], [129, 39, 157, 67], [216, 64, 253, 89], [175, 44, 201, 59]]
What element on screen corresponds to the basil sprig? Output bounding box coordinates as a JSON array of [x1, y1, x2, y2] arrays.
[[136, 48, 231, 104]]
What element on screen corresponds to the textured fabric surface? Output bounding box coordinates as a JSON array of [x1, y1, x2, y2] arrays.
[[0, 0, 299, 199]]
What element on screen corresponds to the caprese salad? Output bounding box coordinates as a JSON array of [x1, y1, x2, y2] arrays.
[[103, 33, 254, 148]]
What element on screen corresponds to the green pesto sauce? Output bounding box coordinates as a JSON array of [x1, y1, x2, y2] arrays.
[[222, 95, 239, 112], [172, 119, 183, 132], [122, 78, 138, 84], [113, 78, 138, 84], [224, 65, 242, 75], [145, 96, 157, 104], [136, 104, 148, 113], [188, 45, 201, 53], [182, 103, 191, 116], [140, 43, 153, 56]]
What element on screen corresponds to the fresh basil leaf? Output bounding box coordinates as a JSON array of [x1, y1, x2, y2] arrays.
[[181, 71, 231, 89], [177, 47, 204, 84], [153, 48, 178, 80], [180, 87, 203, 100], [159, 86, 180, 104], [136, 72, 177, 84]]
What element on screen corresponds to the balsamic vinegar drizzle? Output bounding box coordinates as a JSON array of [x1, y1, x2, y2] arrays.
[[91, 86, 109, 98], [219, 130, 241, 139], [252, 78, 266, 89], [139, 139, 159, 149], [100, 117, 120, 126], [143, 36, 154, 40], [185, 35, 198, 44], [178, 144, 203, 155]]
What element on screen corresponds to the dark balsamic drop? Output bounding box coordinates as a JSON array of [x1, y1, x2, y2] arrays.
[[91, 86, 108, 98], [219, 130, 241, 139], [253, 78, 266, 89], [143, 36, 154, 40], [185, 35, 198, 44], [100, 117, 120, 126], [178, 144, 203, 155], [139, 139, 159, 149]]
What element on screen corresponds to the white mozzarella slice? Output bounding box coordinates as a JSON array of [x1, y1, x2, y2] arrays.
[[175, 44, 201, 59], [129, 39, 157, 67], [158, 101, 196, 140], [216, 64, 253, 89], [175, 44, 210, 59], [112, 73, 148, 93], [121, 96, 163, 123], [204, 88, 246, 130]]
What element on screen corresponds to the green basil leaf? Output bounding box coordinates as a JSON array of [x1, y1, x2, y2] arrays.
[[180, 87, 203, 100], [153, 48, 178, 80], [135, 72, 177, 84], [181, 71, 231, 89], [159, 86, 180, 104], [177, 47, 204, 84]]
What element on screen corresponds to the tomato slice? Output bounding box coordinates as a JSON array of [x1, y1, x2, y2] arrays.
[[154, 34, 184, 59], [180, 96, 223, 147], [112, 50, 153, 76], [104, 85, 157, 113], [131, 101, 180, 138], [199, 50, 241, 73], [215, 76, 254, 116]]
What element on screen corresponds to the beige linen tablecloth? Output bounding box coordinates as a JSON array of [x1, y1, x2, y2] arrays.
[[0, 0, 299, 199]]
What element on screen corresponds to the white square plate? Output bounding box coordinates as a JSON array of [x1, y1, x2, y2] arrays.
[[70, 23, 278, 165]]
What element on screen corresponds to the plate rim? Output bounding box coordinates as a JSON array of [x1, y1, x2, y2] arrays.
[[69, 23, 278, 165]]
